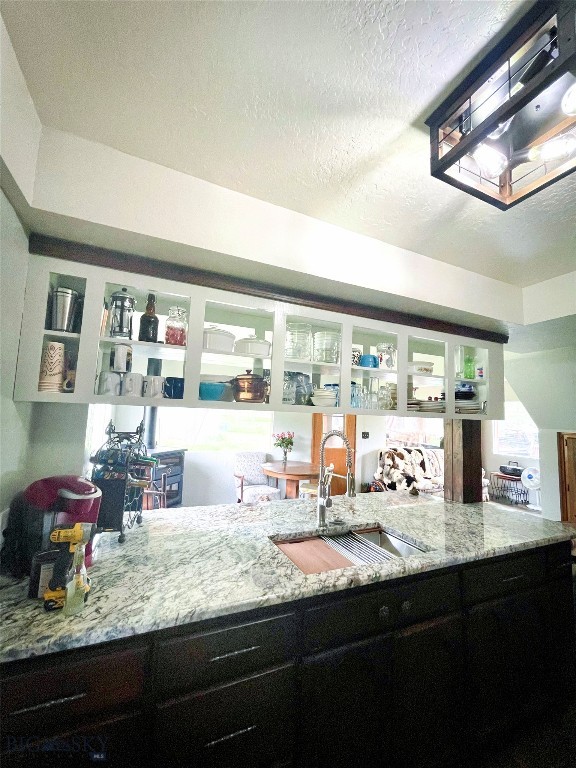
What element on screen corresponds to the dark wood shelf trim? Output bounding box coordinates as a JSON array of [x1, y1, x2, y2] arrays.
[[29, 233, 509, 344]]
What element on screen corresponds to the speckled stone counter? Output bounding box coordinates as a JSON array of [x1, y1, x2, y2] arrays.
[[1, 493, 574, 663]]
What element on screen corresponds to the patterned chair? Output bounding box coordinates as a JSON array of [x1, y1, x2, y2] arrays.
[[234, 452, 281, 503]]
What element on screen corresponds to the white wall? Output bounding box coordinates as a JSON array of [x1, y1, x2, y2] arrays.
[[30, 126, 524, 325], [483, 350, 576, 519], [0, 193, 90, 528], [0, 190, 33, 511], [538, 429, 562, 521], [0, 18, 42, 201]]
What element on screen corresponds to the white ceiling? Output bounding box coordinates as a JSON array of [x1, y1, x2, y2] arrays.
[[2, 0, 575, 291]]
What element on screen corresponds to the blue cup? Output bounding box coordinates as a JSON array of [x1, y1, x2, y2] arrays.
[[359, 354, 379, 368], [164, 377, 185, 399]]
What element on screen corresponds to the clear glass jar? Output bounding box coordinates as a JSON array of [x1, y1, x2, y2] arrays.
[[165, 306, 188, 346]]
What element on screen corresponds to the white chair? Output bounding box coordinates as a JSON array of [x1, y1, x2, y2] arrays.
[[234, 452, 281, 504]]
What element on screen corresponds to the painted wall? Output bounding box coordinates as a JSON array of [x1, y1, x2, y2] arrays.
[[0, 190, 33, 512], [0, 193, 89, 523], [0, 18, 42, 202], [482, 351, 576, 519]]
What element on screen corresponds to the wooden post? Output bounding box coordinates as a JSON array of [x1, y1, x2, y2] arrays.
[[444, 420, 482, 503]]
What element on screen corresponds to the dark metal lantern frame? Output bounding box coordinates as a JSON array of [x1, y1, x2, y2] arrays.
[[426, 1, 576, 210]]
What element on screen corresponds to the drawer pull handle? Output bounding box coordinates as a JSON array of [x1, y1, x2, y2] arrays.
[[11, 691, 87, 717], [209, 645, 260, 663], [379, 605, 390, 620], [205, 725, 257, 748], [502, 574, 526, 583], [400, 600, 412, 614]]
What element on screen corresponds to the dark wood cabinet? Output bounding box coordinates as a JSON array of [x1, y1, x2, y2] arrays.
[[1, 542, 574, 768], [1, 710, 150, 768], [466, 587, 551, 737], [302, 633, 395, 768], [156, 664, 296, 768], [392, 614, 465, 768]]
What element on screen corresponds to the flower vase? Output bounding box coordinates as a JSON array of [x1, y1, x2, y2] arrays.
[[282, 449, 289, 465]]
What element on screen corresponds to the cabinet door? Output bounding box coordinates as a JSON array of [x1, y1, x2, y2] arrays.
[[301, 633, 394, 768], [1, 710, 149, 768], [466, 587, 550, 739], [392, 614, 465, 768], [546, 576, 576, 701], [155, 664, 295, 768]]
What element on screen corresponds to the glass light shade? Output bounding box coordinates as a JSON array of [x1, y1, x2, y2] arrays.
[[472, 145, 509, 179], [561, 83, 576, 116]]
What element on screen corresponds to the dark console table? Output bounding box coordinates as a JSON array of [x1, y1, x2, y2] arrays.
[[148, 448, 186, 508]]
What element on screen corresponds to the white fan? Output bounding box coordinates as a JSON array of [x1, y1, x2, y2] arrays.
[[521, 467, 541, 511]]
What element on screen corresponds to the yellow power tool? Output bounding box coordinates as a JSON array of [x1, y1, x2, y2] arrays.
[[43, 522, 94, 611]]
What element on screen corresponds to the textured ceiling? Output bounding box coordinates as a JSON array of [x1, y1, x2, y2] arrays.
[[1, 0, 575, 287]]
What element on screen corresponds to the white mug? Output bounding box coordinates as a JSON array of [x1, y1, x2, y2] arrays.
[[121, 372, 144, 397], [110, 343, 132, 373], [142, 375, 165, 399], [98, 371, 122, 396]]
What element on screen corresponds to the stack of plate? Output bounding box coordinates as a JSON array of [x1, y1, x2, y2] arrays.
[[455, 400, 482, 414], [417, 400, 446, 413], [310, 389, 338, 407], [407, 398, 420, 410]]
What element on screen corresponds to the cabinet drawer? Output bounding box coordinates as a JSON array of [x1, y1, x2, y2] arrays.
[[461, 550, 546, 605], [1, 710, 150, 768], [156, 664, 295, 767], [155, 612, 297, 695], [1, 647, 147, 736], [303, 573, 460, 653], [546, 541, 573, 580]]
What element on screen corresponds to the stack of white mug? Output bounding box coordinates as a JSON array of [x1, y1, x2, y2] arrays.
[[97, 344, 165, 398]]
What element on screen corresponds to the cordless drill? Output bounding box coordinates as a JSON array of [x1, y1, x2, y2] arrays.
[[43, 522, 94, 611]]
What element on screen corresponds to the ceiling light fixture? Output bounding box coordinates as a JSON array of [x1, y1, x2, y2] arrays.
[[426, 1, 576, 210]]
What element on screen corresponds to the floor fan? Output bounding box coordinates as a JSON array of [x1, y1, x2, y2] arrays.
[[521, 467, 542, 511]]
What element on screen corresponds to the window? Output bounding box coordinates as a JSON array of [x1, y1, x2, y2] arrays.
[[156, 408, 274, 452], [493, 401, 539, 459], [385, 416, 444, 448]]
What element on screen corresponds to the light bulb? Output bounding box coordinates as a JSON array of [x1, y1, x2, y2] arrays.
[[561, 83, 576, 116], [487, 116, 515, 140], [472, 144, 509, 179], [529, 133, 576, 163]]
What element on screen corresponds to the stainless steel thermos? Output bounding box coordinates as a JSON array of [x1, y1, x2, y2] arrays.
[[51, 288, 78, 332]]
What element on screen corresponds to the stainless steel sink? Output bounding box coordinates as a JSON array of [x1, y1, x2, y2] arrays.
[[320, 528, 426, 565], [272, 526, 428, 574]]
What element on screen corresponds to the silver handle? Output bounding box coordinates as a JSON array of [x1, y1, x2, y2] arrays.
[[379, 605, 391, 620], [209, 645, 260, 663], [401, 600, 412, 614], [502, 574, 526, 583], [205, 725, 257, 748], [11, 691, 87, 716]]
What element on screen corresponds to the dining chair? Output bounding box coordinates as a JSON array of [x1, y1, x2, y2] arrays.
[[234, 452, 281, 503]]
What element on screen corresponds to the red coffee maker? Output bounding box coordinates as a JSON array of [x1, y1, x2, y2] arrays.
[[21, 476, 102, 609]]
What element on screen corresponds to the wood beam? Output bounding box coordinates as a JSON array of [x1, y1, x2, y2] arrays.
[[29, 233, 509, 345]]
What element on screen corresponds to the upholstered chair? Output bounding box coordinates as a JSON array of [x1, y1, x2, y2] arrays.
[[234, 452, 281, 503]]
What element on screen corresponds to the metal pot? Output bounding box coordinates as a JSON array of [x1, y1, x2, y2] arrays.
[[232, 370, 268, 403]]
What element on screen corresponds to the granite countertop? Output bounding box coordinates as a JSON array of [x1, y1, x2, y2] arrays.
[[1, 493, 575, 664]]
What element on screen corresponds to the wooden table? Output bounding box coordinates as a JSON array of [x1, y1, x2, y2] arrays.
[[261, 461, 320, 499]]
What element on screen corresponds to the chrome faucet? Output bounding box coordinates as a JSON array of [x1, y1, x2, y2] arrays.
[[317, 430, 356, 529]]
